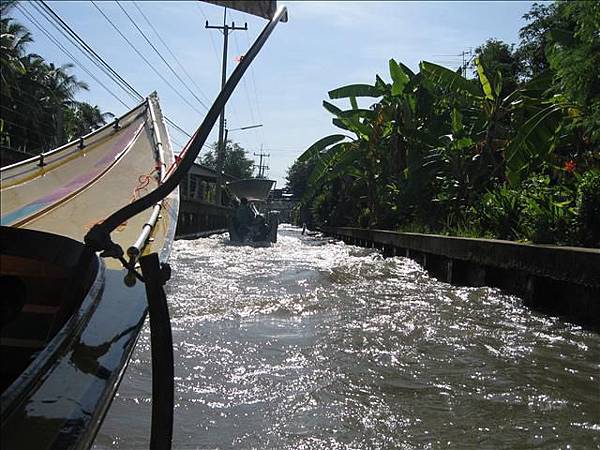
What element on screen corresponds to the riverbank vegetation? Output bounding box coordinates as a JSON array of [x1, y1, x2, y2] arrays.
[[201, 140, 255, 179], [1, 1, 113, 158], [288, 1, 599, 247]]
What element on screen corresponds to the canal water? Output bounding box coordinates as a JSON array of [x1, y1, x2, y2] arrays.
[[94, 225, 600, 449]]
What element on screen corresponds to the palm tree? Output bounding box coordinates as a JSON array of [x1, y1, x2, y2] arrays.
[[1, 6, 113, 159], [65, 102, 114, 140], [42, 62, 89, 145], [0, 4, 31, 96]]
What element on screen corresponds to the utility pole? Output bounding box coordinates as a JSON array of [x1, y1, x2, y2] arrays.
[[461, 48, 473, 78], [254, 146, 270, 178], [206, 7, 247, 205]]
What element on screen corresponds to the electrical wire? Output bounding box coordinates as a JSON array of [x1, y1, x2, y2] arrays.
[[164, 117, 211, 151], [241, 20, 268, 147], [232, 26, 258, 131], [164, 117, 191, 138], [116, 1, 209, 111], [196, 3, 221, 67], [37, 0, 143, 101], [132, 1, 212, 106], [230, 10, 266, 150], [90, 1, 205, 117], [195, 2, 243, 127], [17, 1, 201, 155], [16, 2, 133, 109]]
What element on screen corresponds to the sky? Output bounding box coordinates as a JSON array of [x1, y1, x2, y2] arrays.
[[9, 1, 539, 187]]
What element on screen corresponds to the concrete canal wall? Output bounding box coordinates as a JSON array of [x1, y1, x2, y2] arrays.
[[324, 227, 600, 328]]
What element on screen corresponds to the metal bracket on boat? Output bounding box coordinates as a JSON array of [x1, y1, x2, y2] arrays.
[[85, 223, 124, 257], [84, 223, 149, 286], [113, 117, 121, 130], [37, 153, 46, 167], [123, 265, 144, 287], [78, 137, 85, 150]]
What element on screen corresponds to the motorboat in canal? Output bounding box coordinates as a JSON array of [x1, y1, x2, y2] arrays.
[[0, 2, 287, 448], [0, 94, 179, 449], [226, 178, 279, 244]]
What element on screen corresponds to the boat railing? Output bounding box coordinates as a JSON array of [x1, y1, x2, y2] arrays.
[[124, 94, 169, 284], [0, 98, 148, 172]]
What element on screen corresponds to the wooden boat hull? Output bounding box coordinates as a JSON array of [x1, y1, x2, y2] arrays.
[[0, 94, 178, 449], [0, 95, 179, 266], [0, 227, 149, 450]]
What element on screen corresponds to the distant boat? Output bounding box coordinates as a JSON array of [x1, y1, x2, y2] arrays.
[[0, 93, 178, 448], [227, 177, 276, 203], [226, 178, 279, 244]]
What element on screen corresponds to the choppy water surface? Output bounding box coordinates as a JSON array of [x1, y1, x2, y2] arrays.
[[95, 225, 600, 449]]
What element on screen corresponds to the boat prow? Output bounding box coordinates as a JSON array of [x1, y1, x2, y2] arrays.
[[0, 93, 178, 449]]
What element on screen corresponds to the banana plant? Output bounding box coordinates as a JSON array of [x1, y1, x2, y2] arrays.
[[420, 59, 570, 186], [298, 59, 440, 226]]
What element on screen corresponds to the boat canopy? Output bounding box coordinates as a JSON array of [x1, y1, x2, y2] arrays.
[[227, 178, 275, 202], [204, 1, 288, 21]]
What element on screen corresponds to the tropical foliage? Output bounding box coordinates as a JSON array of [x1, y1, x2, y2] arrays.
[[201, 140, 255, 179], [0, 3, 113, 158], [290, 1, 599, 247]]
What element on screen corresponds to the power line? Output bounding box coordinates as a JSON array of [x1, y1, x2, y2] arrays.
[[37, 0, 143, 101], [243, 25, 267, 147], [90, 1, 205, 117], [164, 117, 192, 138], [231, 24, 259, 136], [31, 2, 141, 104], [27, 1, 201, 152], [196, 4, 221, 67], [131, 1, 212, 106], [16, 2, 133, 110], [164, 117, 212, 151], [116, 1, 209, 111], [19, 1, 198, 152]]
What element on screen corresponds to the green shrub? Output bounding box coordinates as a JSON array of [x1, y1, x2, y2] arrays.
[[520, 175, 577, 244], [576, 170, 600, 247], [479, 186, 524, 240]]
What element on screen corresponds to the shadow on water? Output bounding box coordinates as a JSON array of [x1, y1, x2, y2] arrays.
[[94, 225, 600, 449]]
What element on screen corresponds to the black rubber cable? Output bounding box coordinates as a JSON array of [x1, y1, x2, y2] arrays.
[[139, 253, 174, 450]]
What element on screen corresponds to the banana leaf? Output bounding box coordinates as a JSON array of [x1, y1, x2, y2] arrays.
[[420, 61, 482, 99], [389, 58, 410, 96], [322, 100, 343, 116], [475, 57, 495, 101], [328, 84, 380, 100], [505, 104, 565, 186], [297, 134, 347, 163]]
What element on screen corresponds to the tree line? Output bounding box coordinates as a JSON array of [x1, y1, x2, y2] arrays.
[[1, 1, 113, 158], [287, 1, 599, 247]]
